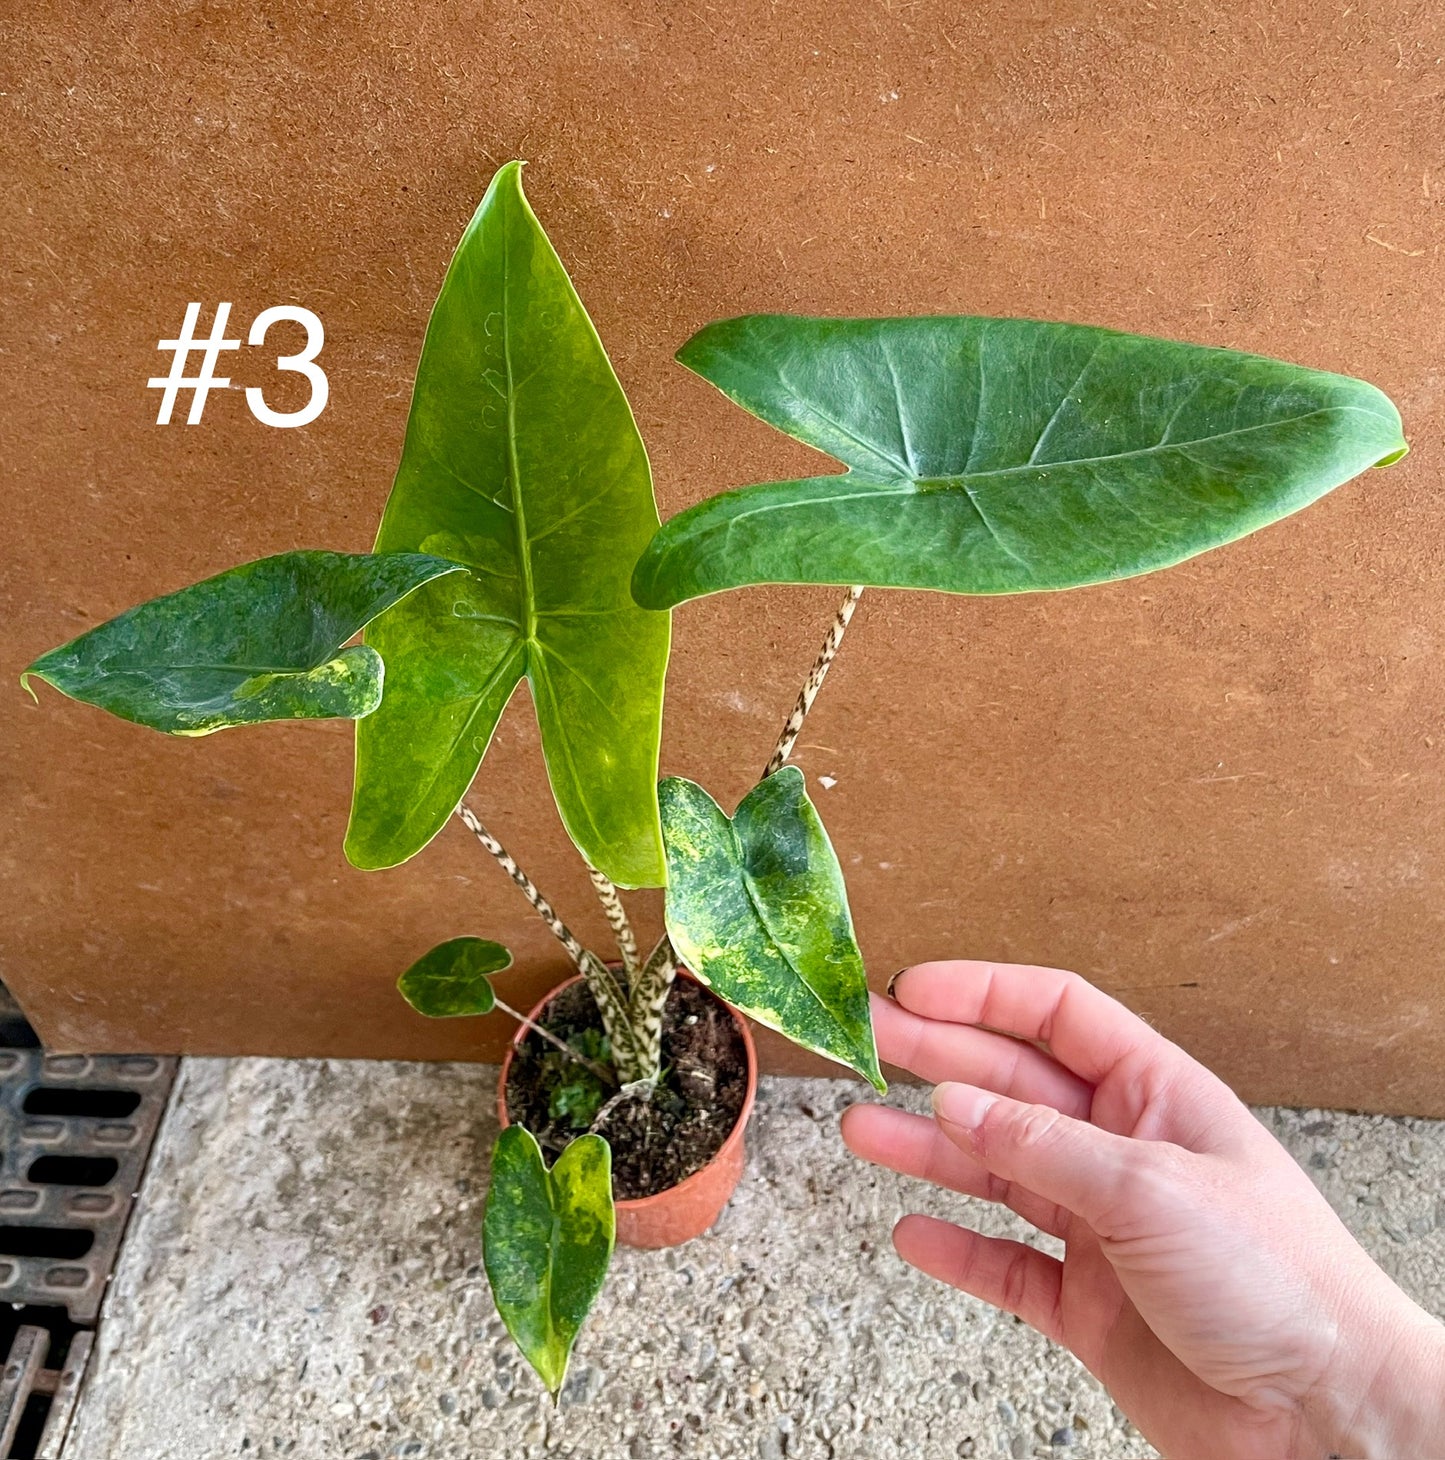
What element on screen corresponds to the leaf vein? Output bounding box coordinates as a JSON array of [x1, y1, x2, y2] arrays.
[[1026, 341, 1104, 466], [775, 368, 912, 475]]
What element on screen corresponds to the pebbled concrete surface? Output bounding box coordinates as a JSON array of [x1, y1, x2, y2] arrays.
[[65, 1059, 1445, 1460]]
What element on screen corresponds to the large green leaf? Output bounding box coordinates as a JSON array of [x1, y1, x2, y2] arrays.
[[632, 315, 1408, 607], [483, 1127, 614, 1399], [659, 767, 884, 1091], [21, 551, 466, 735], [396, 937, 511, 1017], [347, 162, 670, 886]]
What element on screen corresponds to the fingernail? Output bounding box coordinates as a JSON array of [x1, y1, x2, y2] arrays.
[[886, 967, 909, 998], [933, 1083, 996, 1130]]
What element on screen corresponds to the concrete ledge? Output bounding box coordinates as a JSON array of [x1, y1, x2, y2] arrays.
[[66, 1059, 1445, 1459]]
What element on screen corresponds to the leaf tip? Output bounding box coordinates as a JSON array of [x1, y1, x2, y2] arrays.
[[585, 827, 668, 892], [486, 159, 530, 210], [18, 670, 40, 707], [343, 790, 454, 872], [672, 331, 705, 374], [341, 824, 389, 872], [672, 315, 739, 376], [1373, 442, 1409, 469]]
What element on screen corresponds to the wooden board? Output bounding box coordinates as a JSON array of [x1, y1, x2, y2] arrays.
[[4, 0, 1443, 1112]]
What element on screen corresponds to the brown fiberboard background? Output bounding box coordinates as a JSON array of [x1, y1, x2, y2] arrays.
[[3, 0, 1443, 1112]]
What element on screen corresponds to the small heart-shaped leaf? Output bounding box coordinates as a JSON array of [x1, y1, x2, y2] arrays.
[[484, 1127, 614, 1399], [659, 766, 884, 1092], [22, 551, 467, 735], [396, 937, 511, 1017]]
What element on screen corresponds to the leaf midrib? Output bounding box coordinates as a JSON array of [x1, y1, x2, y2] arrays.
[[728, 803, 845, 1035], [501, 216, 538, 650], [691, 405, 1392, 537], [79, 660, 346, 677], [543, 1197, 562, 1379], [393, 641, 526, 843], [919, 404, 1389, 481]]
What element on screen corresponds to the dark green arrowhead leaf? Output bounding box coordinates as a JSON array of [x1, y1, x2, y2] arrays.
[[347, 161, 670, 887], [396, 937, 511, 1017], [21, 551, 467, 735], [659, 767, 884, 1092], [484, 1127, 614, 1399], [632, 315, 1408, 607]]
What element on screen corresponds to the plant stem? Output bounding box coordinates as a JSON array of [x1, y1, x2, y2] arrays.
[[453, 803, 650, 1082], [634, 584, 868, 1067], [588, 1081, 643, 1134], [627, 935, 678, 1067], [587, 866, 641, 978], [455, 804, 588, 966], [764, 585, 865, 777], [492, 996, 618, 1087]]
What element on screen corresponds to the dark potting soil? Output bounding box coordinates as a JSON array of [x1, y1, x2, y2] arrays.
[[503, 977, 750, 1201]]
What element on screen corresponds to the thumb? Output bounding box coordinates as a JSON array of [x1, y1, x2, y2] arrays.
[[933, 1081, 1160, 1235]]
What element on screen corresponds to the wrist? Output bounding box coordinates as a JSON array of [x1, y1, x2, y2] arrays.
[[1298, 1293, 1445, 1459]]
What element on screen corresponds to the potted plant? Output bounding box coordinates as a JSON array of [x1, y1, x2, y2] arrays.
[[21, 161, 1406, 1399]]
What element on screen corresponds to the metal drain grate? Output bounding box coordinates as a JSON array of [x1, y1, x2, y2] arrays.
[[0, 1325, 91, 1460], [0, 1049, 174, 1325], [0, 986, 175, 1457]]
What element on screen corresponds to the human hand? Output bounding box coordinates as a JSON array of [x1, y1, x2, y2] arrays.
[[841, 960, 1445, 1459]]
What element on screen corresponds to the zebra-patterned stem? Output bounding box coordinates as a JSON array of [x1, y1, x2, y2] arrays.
[[453, 803, 650, 1083], [455, 805, 590, 967], [763, 585, 865, 778], [587, 866, 641, 977], [581, 951, 652, 1083], [628, 935, 680, 1075]]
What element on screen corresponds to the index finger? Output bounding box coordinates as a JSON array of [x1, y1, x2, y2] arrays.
[[870, 993, 1094, 1117], [890, 960, 1173, 1087]]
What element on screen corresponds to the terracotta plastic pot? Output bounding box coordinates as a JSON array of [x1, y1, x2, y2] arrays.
[[497, 970, 758, 1249]]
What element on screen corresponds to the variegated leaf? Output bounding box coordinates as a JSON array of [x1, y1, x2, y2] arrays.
[[659, 767, 884, 1091]]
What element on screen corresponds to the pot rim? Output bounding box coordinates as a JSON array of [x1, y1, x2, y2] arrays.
[[496, 968, 759, 1212]]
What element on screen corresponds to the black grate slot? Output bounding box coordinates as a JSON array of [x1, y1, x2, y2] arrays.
[[0, 1229, 95, 1261], [9, 1393, 49, 1460], [24, 1156, 119, 1188], [0, 1021, 39, 1053], [21, 1087, 142, 1119], [0, 987, 40, 1054]]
